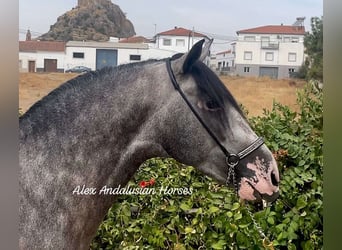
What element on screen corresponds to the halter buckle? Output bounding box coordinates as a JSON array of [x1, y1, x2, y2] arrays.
[[226, 154, 240, 167]]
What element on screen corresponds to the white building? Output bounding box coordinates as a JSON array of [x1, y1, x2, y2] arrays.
[[210, 49, 235, 75], [155, 27, 209, 53], [235, 22, 306, 79], [65, 41, 149, 70], [19, 40, 176, 72], [19, 41, 66, 72], [65, 41, 178, 71], [19, 27, 213, 73]]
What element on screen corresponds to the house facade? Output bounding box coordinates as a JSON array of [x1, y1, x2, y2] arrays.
[[210, 49, 235, 75], [234, 23, 306, 79], [155, 27, 209, 53], [64, 41, 177, 71], [19, 40, 176, 72], [64, 41, 151, 71], [19, 41, 66, 72]]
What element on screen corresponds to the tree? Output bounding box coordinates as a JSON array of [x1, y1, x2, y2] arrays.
[[303, 16, 323, 81]]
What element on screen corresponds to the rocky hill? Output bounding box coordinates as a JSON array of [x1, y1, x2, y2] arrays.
[[38, 0, 135, 42]]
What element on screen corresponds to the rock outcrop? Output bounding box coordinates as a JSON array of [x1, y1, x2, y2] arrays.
[[39, 0, 135, 42]]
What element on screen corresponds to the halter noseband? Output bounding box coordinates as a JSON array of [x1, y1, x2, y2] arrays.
[[166, 58, 264, 187]]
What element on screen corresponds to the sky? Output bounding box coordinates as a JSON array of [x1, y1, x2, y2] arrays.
[[19, 0, 323, 52]]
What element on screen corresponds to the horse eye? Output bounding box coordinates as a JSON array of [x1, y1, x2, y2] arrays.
[[205, 100, 221, 111]]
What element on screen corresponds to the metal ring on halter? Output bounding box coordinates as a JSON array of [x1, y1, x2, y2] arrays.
[[226, 154, 240, 167]]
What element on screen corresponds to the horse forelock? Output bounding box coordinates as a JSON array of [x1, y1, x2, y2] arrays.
[[188, 61, 244, 116]]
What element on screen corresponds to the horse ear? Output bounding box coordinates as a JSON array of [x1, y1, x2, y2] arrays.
[[198, 38, 213, 62], [172, 38, 213, 74], [182, 39, 205, 73]]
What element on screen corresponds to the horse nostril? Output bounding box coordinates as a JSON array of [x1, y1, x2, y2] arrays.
[[271, 172, 278, 186]]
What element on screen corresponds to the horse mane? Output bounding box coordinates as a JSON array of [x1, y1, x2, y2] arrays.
[[19, 60, 161, 121], [189, 61, 243, 115]]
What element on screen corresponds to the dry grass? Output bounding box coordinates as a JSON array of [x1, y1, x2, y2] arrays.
[[19, 73, 78, 113], [19, 73, 306, 117], [221, 76, 306, 116]]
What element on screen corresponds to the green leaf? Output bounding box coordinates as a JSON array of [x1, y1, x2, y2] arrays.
[[179, 203, 191, 211], [267, 216, 275, 225], [238, 224, 250, 229], [196, 207, 203, 215], [296, 197, 308, 210], [226, 211, 233, 218], [208, 206, 220, 214], [211, 240, 226, 249], [184, 227, 196, 234], [234, 212, 242, 221], [174, 243, 186, 250], [231, 202, 240, 211], [298, 160, 306, 166]]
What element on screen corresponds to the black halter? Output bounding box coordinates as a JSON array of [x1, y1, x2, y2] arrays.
[[166, 58, 264, 179]]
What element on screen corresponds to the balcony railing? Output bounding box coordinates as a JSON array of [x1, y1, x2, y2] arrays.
[[261, 41, 279, 49]]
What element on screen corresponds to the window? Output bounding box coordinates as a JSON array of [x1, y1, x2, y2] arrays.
[[284, 37, 291, 42], [244, 67, 250, 73], [244, 51, 252, 60], [176, 39, 185, 47], [265, 52, 274, 61], [163, 38, 171, 46], [288, 53, 297, 62], [291, 37, 299, 43], [244, 36, 256, 41], [288, 68, 295, 73], [130, 55, 141, 61], [261, 36, 270, 47], [73, 52, 84, 59]]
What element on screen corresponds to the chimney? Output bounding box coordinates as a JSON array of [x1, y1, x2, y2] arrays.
[[26, 29, 31, 41]]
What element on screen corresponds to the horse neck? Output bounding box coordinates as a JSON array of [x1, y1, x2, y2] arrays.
[[19, 63, 170, 249]]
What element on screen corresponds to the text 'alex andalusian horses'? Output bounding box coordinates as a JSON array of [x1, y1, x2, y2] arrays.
[[19, 39, 279, 249]]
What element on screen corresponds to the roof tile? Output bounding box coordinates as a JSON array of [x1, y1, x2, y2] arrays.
[[237, 25, 305, 35], [119, 36, 150, 43], [157, 27, 206, 37], [19, 41, 66, 52], [216, 50, 232, 55]]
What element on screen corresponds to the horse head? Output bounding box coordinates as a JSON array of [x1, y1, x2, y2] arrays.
[[163, 39, 279, 202]]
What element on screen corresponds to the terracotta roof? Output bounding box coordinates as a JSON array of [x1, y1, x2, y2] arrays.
[[237, 25, 306, 35], [216, 50, 232, 55], [157, 27, 207, 37], [19, 41, 66, 52], [119, 36, 150, 43]]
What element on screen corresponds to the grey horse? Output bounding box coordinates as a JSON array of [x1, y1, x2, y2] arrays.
[[19, 39, 279, 249]]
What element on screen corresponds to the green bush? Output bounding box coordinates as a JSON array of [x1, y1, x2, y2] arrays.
[[91, 84, 323, 250]]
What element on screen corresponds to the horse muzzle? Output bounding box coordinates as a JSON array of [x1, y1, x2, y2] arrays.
[[238, 158, 280, 202]]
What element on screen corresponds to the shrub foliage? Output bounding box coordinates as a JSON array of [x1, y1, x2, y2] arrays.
[[91, 84, 323, 249]]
